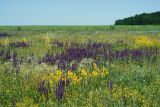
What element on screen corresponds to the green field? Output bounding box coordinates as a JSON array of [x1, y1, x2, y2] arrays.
[[0, 25, 160, 107]]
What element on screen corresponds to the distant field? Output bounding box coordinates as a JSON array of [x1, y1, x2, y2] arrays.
[[1, 25, 160, 32], [0, 26, 160, 107]]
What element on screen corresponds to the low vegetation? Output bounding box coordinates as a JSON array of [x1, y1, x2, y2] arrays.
[[0, 26, 160, 106]]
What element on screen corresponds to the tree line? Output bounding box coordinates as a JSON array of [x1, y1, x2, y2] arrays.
[[115, 11, 160, 25]]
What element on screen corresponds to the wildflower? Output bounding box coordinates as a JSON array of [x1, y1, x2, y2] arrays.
[[13, 51, 18, 68], [93, 63, 97, 68], [134, 36, 157, 48], [80, 68, 88, 77], [72, 74, 78, 84], [49, 73, 55, 78], [6, 50, 11, 60], [101, 67, 109, 77], [41, 73, 50, 81], [91, 71, 98, 77], [22, 37, 27, 42], [44, 35, 52, 48], [67, 69, 74, 79], [67, 70, 81, 84], [54, 79, 65, 99], [37, 80, 50, 102], [4, 37, 9, 47], [53, 70, 63, 81], [61, 75, 69, 85], [55, 70, 62, 77], [61, 76, 67, 82], [92, 63, 101, 73], [108, 81, 113, 90]]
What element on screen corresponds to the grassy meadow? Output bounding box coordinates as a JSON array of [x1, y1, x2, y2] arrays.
[[0, 25, 160, 107]]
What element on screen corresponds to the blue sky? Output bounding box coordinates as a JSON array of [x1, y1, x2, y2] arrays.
[[0, 0, 160, 25]]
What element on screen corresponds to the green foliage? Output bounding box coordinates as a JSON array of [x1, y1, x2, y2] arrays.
[[115, 11, 160, 25], [17, 26, 22, 31]]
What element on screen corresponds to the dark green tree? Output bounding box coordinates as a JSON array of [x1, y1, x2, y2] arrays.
[[115, 11, 160, 25]]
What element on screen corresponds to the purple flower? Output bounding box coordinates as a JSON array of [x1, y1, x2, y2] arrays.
[[108, 81, 113, 90], [54, 79, 65, 100], [9, 41, 30, 48], [13, 51, 18, 67], [6, 50, 11, 61], [38, 80, 50, 101]]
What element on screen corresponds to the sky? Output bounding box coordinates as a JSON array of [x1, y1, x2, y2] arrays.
[[0, 0, 160, 25]]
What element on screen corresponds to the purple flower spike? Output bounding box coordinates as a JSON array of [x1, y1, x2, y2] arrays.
[[6, 50, 11, 61], [55, 79, 65, 100], [108, 81, 113, 90]]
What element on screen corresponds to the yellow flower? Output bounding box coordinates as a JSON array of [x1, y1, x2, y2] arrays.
[[54, 70, 63, 81], [67, 70, 74, 79], [4, 37, 9, 47], [44, 35, 52, 48], [22, 37, 27, 42], [68, 72, 81, 84], [134, 36, 158, 48], [72, 74, 81, 84], [55, 70, 62, 77], [41, 73, 50, 81], [92, 63, 101, 73], [54, 75, 61, 82], [49, 73, 55, 78], [72, 74, 78, 84], [111, 86, 146, 104], [80, 68, 88, 77], [93, 63, 97, 68], [91, 71, 98, 77], [67, 69, 82, 84], [101, 67, 109, 77]]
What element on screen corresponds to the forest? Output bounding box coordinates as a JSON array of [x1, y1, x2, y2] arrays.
[[115, 11, 160, 25]]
